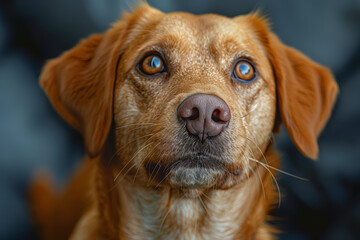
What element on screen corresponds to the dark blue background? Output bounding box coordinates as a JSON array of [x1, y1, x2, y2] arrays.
[[0, 0, 359, 239]]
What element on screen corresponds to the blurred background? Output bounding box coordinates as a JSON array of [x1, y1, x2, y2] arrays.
[[0, 0, 359, 239]]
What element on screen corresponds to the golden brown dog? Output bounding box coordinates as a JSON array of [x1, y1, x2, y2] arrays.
[[30, 4, 338, 240]]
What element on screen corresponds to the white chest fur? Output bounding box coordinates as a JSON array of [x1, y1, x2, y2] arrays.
[[119, 181, 258, 240]]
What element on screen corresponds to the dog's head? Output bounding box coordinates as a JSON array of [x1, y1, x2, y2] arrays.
[[40, 5, 338, 195]]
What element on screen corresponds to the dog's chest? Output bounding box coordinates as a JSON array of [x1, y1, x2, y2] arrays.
[[124, 191, 242, 240]]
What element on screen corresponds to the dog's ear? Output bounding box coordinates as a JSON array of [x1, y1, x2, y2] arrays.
[[247, 15, 338, 160], [269, 35, 338, 160], [40, 33, 117, 158], [40, 4, 162, 158]]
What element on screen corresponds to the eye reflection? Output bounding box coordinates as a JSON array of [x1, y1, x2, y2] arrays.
[[149, 57, 161, 69], [239, 63, 250, 75]]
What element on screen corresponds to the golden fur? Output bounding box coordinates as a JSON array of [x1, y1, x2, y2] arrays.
[[30, 4, 338, 240]]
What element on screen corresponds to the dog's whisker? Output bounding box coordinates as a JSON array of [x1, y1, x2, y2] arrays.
[[113, 138, 156, 183], [110, 142, 154, 191], [267, 166, 308, 181], [200, 192, 211, 201], [148, 145, 175, 187], [238, 119, 269, 167], [133, 141, 162, 184], [250, 159, 309, 181], [114, 142, 154, 182], [159, 206, 172, 232], [256, 169, 266, 200], [248, 163, 266, 200], [118, 133, 154, 150], [115, 122, 160, 130], [244, 166, 250, 181], [159, 194, 185, 232], [150, 163, 163, 186], [198, 195, 209, 216], [106, 133, 155, 168], [148, 148, 168, 187], [245, 133, 269, 166], [195, 194, 210, 223], [243, 150, 266, 200], [106, 132, 157, 169], [248, 157, 281, 207], [155, 167, 173, 188], [240, 103, 258, 119]]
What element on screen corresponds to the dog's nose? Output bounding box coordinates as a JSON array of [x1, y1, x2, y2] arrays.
[[177, 94, 231, 142]]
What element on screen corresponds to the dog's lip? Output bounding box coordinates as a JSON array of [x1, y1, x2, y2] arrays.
[[145, 153, 224, 173], [144, 154, 243, 190], [171, 154, 225, 170]]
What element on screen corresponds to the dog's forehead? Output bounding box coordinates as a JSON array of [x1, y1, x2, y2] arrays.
[[154, 13, 255, 49]]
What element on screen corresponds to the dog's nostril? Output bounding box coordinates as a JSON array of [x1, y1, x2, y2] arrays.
[[212, 109, 221, 122], [178, 106, 199, 120], [212, 107, 231, 123], [212, 109, 228, 123], [188, 107, 199, 120]]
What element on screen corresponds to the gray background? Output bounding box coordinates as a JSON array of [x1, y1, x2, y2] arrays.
[[0, 0, 360, 239]]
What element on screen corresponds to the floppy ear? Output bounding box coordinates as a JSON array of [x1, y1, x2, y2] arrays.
[[247, 15, 338, 160], [40, 4, 163, 158], [40, 33, 117, 158]]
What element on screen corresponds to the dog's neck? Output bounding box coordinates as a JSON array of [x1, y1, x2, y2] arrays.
[[95, 150, 278, 240], [119, 174, 272, 240]]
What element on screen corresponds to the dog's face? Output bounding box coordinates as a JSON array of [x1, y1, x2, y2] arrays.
[[40, 5, 338, 196], [113, 11, 276, 193]]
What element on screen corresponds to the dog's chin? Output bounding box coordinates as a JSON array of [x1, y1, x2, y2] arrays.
[[145, 154, 243, 197]]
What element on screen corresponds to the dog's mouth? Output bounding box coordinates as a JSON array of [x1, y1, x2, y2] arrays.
[[145, 154, 241, 190]]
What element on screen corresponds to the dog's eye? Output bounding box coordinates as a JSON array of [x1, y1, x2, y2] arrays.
[[138, 54, 165, 76], [233, 60, 256, 82]]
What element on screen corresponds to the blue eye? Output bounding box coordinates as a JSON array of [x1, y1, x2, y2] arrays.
[[233, 60, 256, 82]]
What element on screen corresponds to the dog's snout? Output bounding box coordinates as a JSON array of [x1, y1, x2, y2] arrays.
[[177, 94, 231, 141]]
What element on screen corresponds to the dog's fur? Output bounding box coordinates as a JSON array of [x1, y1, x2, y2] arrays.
[[30, 4, 338, 240]]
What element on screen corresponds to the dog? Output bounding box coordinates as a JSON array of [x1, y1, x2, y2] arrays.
[[30, 4, 338, 240]]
